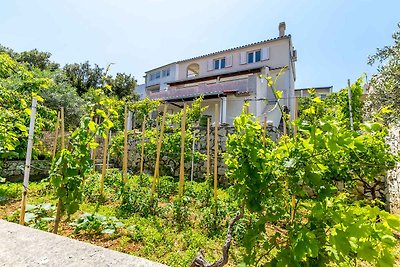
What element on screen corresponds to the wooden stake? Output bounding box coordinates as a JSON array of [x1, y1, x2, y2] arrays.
[[206, 117, 211, 178], [61, 107, 65, 150], [100, 126, 109, 196], [178, 103, 187, 197], [19, 98, 38, 225], [283, 115, 287, 136], [122, 105, 129, 185], [53, 107, 65, 234], [51, 111, 60, 160], [245, 101, 249, 114], [293, 97, 298, 136], [139, 115, 147, 174], [91, 117, 98, 167], [151, 104, 168, 201], [262, 114, 267, 146], [190, 128, 196, 182], [213, 103, 219, 216], [347, 79, 354, 131]]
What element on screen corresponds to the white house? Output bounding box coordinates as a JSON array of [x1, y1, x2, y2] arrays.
[[139, 22, 297, 127]]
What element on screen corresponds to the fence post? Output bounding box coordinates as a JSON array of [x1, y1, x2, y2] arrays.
[[19, 98, 38, 225], [178, 103, 187, 198], [213, 103, 219, 216]]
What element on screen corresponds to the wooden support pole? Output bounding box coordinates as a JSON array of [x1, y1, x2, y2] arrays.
[[262, 114, 267, 146], [139, 115, 147, 174], [178, 103, 187, 198], [122, 105, 129, 185], [60, 107, 65, 150], [106, 130, 112, 169], [347, 79, 354, 131], [190, 128, 196, 182], [53, 107, 65, 234], [293, 97, 298, 137], [51, 111, 60, 160], [206, 117, 211, 178], [19, 98, 38, 225], [151, 104, 168, 200], [91, 117, 98, 167], [213, 103, 219, 215], [245, 101, 249, 114], [283, 115, 287, 136], [100, 126, 109, 196]]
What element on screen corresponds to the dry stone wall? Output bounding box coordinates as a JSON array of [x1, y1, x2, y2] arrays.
[[386, 126, 400, 214]]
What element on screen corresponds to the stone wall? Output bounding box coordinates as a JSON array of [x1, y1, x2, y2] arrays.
[[386, 126, 400, 214], [104, 125, 278, 182], [0, 160, 51, 181]]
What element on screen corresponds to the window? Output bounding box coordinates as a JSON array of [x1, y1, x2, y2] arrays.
[[320, 94, 327, 99], [247, 50, 261, 64], [149, 71, 161, 81], [162, 68, 170, 77], [187, 63, 200, 78], [213, 58, 225, 70]]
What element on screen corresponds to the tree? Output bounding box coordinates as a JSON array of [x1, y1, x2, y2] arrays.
[[0, 44, 59, 71], [63, 61, 104, 95], [365, 22, 400, 124], [109, 72, 138, 99]]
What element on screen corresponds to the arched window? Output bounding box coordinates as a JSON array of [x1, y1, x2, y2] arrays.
[[187, 63, 199, 78]]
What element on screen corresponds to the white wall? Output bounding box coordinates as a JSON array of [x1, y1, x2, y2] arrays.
[[176, 38, 290, 81]]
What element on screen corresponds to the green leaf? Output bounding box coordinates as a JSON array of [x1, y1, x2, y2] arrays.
[[88, 121, 96, 131]]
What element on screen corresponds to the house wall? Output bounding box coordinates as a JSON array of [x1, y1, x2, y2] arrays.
[[176, 38, 291, 81], [294, 88, 332, 98], [145, 63, 177, 90]]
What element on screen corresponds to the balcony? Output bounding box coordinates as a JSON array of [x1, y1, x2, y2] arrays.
[[149, 78, 255, 101]]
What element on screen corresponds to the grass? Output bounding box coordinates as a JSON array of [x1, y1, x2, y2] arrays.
[[0, 171, 244, 267]]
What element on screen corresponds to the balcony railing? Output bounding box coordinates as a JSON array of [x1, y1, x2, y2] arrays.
[[149, 78, 254, 100]]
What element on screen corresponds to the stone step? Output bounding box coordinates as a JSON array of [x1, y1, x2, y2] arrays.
[[0, 220, 168, 267]]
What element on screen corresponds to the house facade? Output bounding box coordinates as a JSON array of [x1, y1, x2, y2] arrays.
[[141, 22, 297, 127], [295, 86, 333, 99]]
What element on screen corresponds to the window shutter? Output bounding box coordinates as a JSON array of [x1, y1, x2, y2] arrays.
[[225, 55, 233, 67], [207, 60, 214, 71], [261, 47, 270, 61], [240, 52, 247, 65]]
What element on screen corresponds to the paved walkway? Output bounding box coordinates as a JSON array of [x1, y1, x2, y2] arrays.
[[0, 220, 168, 267]]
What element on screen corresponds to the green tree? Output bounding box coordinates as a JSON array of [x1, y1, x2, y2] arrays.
[[0, 44, 59, 71], [365, 22, 400, 124], [109, 72, 137, 99], [63, 61, 104, 95]]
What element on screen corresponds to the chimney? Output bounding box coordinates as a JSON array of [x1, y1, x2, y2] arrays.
[[279, 22, 286, 37]]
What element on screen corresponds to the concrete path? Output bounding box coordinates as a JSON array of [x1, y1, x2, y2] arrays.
[[0, 220, 168, 267]]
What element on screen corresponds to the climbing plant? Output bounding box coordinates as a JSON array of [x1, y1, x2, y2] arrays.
[[224, 78, 400, 266]]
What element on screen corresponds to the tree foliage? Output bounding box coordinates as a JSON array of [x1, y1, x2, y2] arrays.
[[0, 53, 56, 160], [365, 22, 400, 124]]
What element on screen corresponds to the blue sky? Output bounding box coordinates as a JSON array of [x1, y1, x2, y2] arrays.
[[1, 0, 399, 91]]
